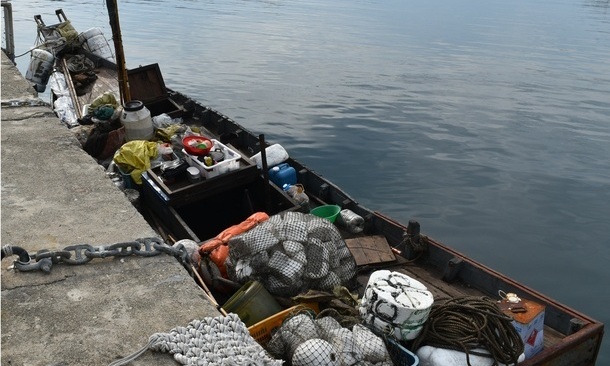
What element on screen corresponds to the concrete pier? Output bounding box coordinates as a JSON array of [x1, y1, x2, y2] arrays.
[[1, 51, 221, 365]]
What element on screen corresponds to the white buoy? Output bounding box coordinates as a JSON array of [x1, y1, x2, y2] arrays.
[[292, 339, 339, 366], [25, 48, 55, 93]]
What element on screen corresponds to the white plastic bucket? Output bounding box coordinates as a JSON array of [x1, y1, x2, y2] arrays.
[[25, 48, 55, 93], [79, 28, 114, 61], [120, 100, 154, 141]]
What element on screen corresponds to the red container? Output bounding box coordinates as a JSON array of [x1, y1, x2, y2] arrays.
[[182, 135, 213, 156]]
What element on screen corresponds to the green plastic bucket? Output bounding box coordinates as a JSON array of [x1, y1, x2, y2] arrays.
[[310, 204, 342, 223], [222, 281, 283, 327]]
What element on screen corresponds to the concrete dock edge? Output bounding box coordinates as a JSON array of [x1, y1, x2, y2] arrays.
[[1, 51, 221, 365]]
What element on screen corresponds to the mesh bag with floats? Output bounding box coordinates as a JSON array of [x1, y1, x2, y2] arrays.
[[266, 310, 393, 366], [226, 211, 358, 297]]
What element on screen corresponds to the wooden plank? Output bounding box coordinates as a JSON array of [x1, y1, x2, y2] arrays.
[[60, 57, 82, 119], [345, 235, 396, 266]]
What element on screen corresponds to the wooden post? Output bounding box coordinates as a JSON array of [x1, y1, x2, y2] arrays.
[[106, 0, 130, 105], [259, 134, 272, 213]]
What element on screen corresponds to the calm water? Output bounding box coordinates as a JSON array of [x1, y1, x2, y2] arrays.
[[7, 0, 610, 363]]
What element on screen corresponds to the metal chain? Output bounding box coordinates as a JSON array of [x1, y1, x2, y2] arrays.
[[8, 237, 190, 273], [1, 99, 50, 108]]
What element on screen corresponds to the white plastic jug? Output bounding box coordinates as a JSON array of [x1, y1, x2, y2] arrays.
[[120, 100, 154, 141]]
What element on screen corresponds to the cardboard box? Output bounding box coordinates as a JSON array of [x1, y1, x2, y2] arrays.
[[498, 297, 545, 359]]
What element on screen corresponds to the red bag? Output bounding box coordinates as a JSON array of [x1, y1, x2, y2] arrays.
[[199, 212, 269, 278]]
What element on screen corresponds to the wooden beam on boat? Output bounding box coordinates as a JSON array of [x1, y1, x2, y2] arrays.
[[60, 57, 83, 120], [105, 0, 130, 105]]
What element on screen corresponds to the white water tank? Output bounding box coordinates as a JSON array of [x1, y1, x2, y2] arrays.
[[78, 28, 114, 61], [25, 48, 55, 93], [120, 100, 154, 141]]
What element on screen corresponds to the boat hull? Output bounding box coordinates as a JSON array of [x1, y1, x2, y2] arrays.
[[46, 38, 604, 366]]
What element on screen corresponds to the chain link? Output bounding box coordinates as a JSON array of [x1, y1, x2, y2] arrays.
[[1, 99, 50, 108], [9, 237, 187, 273]]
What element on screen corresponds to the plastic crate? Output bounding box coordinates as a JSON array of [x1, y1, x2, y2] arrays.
[[183, 139, 241, 179], [248, 304, 317, 346], [385, 337, 419, 366]]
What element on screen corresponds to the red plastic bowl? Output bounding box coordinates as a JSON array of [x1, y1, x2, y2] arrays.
[[183, 135, 213, 156]]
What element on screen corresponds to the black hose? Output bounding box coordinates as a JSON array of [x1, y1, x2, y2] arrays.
[[1, 245, 31, 263]]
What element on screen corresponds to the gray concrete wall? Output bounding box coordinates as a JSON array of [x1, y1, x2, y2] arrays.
[[1, 51, 221, 365]]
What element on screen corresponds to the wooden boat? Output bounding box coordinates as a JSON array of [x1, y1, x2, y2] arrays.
[[35, 10, 603, 366]]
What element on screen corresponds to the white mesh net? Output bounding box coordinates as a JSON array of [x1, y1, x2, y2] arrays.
[[225, 211, 358, 296], [266, 311, 392, 366]]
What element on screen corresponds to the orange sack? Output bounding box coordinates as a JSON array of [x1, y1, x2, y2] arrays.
[[198, 211, 269, 278]]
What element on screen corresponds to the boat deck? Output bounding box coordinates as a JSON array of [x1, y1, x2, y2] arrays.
[[58, 51, 120, 120]]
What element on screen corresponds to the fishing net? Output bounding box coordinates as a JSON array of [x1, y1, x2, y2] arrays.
[[266, 310, 393, 366], [225, 211, 358, 297]]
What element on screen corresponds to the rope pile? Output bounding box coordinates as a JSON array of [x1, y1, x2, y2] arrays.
[[108, 313, 282, 366], [66, 54, 95, 73], [411, 296, 524, 366]]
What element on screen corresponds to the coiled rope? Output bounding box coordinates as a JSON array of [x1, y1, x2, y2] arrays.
[[66, 54, 95, 73], [108, 313, 282, 366], [411, 296, 524, 366]]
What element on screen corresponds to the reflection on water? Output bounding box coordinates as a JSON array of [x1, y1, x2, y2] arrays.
[[7, 0, 610, 362]]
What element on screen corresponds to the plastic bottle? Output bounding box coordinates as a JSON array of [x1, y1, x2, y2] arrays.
[[336, 209, 364, 233], [283, 184, 310, 211]]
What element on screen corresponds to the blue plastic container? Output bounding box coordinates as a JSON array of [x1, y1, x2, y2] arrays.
[[268, 163, 297, 188]]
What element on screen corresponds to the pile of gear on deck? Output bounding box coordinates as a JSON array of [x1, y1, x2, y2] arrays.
[[24, 10, 189, 176], [155, 209, 531, 366]]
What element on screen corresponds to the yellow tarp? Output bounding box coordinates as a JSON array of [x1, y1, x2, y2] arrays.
[[113, 140, 158, 185]]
